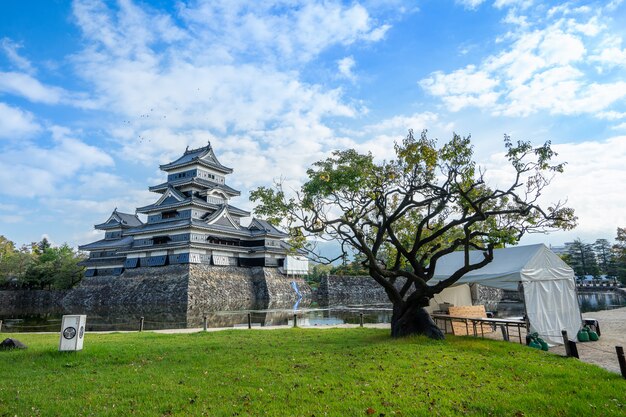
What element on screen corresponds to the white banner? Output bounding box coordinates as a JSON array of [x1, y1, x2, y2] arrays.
[[213, 255, 230, 266]]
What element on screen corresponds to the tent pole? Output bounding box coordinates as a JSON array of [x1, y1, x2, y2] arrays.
[[519, 282, 530, 335]]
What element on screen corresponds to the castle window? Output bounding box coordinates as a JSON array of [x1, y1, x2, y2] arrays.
[[162, 210, 178, 219], [153, 235, 170, 245]]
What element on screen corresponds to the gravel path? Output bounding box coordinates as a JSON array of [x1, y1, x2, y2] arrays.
[[549, 307, 626, 374]]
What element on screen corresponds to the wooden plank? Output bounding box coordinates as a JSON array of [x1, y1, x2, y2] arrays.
[[448, 305, 493, 336]]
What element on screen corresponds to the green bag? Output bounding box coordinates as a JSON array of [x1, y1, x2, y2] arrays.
[[537, 337, 549, 351], [588, 330, 599, 341], [577, 329, 589, 342], [529, 339, 542, 349]]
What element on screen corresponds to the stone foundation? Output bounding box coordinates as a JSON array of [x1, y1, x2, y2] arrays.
[[318, 275, 405, 305], [2, 265, 310, 319], [0, 290, 67, 314]]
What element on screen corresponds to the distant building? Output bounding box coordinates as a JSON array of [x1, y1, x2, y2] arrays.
[[79, 142, 300, 277]]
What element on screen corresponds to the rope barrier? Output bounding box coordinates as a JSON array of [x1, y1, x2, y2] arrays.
[[86, 322, 137, 328], [2, 310, 408, 332], [2, 323, 60, 329]]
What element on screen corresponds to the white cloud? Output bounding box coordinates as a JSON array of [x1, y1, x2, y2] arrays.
[[456, 0, 487, 10], [420, 66, 500, 111], [597, 110, 626, 120], [364, 112, 440, 133], [0, 71, 66, 104], [0, 127, 114, 197], [175, 1, 389, 64], [0, 102, 41, 139], [420, 3, 626, 118], [537, 30, 585, 65], [590, 35, 626, 68], [0, 38, 34, 73], [337, 56, 356, 80], [493, 0, 534, 8], [0, 214, 25, 225], [64, 0, 383, 183], [481, 136, 626, 244]]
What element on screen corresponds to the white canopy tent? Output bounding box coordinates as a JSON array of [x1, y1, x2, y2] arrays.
[[430, 244, 582, 345]]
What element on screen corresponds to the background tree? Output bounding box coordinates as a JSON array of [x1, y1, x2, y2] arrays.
[[0, 236, 17, 286], [565, 239, 599, 279], [593, 238, 615, 278], [613, 228, 626, 284], [0, 236, 85, 290], [251, 131, 576, 338]]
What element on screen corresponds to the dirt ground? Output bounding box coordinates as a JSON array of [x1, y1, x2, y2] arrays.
[[548, 307, 626, 374]]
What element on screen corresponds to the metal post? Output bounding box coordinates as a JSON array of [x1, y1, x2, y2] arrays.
[[359, 313, 364, 327], [0, 320, 2, 332], [247, 313, 252, 329], [568, 340, 579, 359], [293, 314, 297, 328], [203, 316, 208, 331], [562, 330, 571, 357], [139, 316, 144, 332], [616, 346, 626, 379], [500, 325, 509, 342]]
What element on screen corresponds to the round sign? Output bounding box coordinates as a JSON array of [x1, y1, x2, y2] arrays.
[[63, 326, 77, 340]]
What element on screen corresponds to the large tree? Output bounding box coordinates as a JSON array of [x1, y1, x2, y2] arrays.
[[565, 239, 599, 279], [251, 131, 576, 338], [613, 228, 626, 284], [593, 238, 615, 278]]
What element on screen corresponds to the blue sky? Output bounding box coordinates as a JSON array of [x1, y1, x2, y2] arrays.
[[1, 0, 625, 249]]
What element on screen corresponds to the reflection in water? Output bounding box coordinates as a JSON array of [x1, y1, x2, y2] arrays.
[[0, 300, 395, 333], [1, 291, 624, 333], [578, 291, 626, 312]]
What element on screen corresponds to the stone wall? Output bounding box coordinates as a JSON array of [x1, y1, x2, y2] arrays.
[[2, 265, 311, 320], [470, 284, 504, 312], [187, 265, 310, 313], [261, 268, 312, 301], [0, 290, 67, 314], [61, 265, 189, 311], [188, 265, 262, 312], [318, 275, 404, 305]]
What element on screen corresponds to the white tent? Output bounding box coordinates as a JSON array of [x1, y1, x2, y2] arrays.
[[430, 244, 582, 345]]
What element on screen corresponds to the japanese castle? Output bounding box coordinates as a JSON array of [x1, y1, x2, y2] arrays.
[[79, 142, 305, 277]]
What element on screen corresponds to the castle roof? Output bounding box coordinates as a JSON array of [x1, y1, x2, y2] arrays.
[[248, 218, 288, 237], [135, 195, 250, 217], [124, 216, 286, 238], [149, 177, 240, 197], [160, 142, 233, 174], [94, 209, 143, 230], [78, 236, 134, 251]]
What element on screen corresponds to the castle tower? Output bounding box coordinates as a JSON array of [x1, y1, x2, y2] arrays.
[[79, 142, 293, 277]]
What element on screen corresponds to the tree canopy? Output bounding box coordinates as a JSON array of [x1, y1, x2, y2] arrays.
[[0, 236, 85, 290], [251, 131, 577, 338]]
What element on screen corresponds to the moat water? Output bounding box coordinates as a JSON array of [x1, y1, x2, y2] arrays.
[[1, 291, 624, 333]]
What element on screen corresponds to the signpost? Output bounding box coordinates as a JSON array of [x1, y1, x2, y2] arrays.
[[59, 315, 87, 352]]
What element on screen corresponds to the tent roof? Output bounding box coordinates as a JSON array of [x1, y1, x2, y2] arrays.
[[429, 244, 574, 290]]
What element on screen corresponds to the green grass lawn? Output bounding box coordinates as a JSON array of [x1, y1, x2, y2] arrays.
[[0, 328, 623, 416]]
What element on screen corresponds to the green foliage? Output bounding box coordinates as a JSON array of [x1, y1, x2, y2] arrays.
[[0, 236, 85, 290], [0, 330, 623, 416], [566, 239, 600, 279], [304, 263, 333, 285], [613, 228, 626, 284], [251, 130, 577, 313]]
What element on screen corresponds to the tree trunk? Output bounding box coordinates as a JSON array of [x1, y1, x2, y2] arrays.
[[390, 301, 445, 339]]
